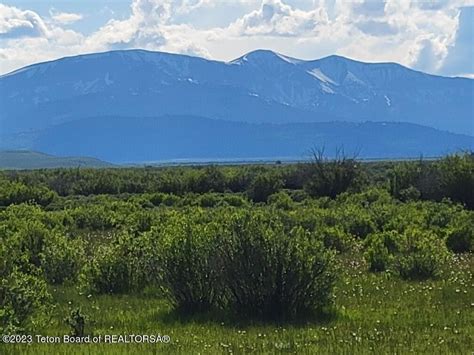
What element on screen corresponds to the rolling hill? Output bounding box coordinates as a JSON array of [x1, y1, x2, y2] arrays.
[[0, 151, 114, 169]]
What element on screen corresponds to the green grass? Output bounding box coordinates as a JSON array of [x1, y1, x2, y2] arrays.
[[4, 253, 473, 354]]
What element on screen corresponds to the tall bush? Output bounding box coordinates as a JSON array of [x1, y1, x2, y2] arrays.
[[40, 233, 85, 284], [438, 153, 474, 209], [365, 229, 450, 279], [446, 215, 474, 253], [0, 244, 51, 333], [221, 211, 336, 319], [158, 218, 225, 313], [247, 172, 284, 203]]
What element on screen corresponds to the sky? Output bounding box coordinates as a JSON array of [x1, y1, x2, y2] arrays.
[[0, 0, 473, 77]]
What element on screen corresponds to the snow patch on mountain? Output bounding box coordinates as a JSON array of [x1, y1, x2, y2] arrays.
[[307, 68, 337, 85], [228, 56, 247, 65], [275, 53, 302, 65], [74, 79, 100, 94], [345, 71, 365, 85], [104, 72, 114, 86], [321, 84, 335, 94]]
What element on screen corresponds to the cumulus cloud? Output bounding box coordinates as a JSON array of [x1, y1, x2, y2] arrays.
[[440, 6, 474, 76], [0, 4, 85, 73], [412, 38, 446, 72], [351, 0, 386, 17], [50, 10, 83, 25], [355, 20, 397, 36], [84, 0, 210, 57], [85, 0, 170, 50], [0, 4, 48, 39], [228, 0, 328, 36]]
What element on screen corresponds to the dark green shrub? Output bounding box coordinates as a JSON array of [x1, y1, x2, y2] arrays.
[[337, 188, 392, 206], [364, 231, 401, 272], [365, 229, 449, 279], [389, 160, 442, 202], [40, 233, 85, 284], [148, 192, 166, 206], [80, 229, 160, 294], [446, 217, 473, 253], [0, 180, 57, 207], [0, 268, 51, 333], [148, 193, 180, 207], [81, 244, 132, 294], [71, 205, 117, 230], [424, 201, 460, 229], [395, 229, 450, 280], [398, 186, 421, 202], [268, 191, 294, 210], [159, 219, 225, 313], [124, 210, 154, 234], [222, 194, 249, 207], [226, 168, 253, 192], [318, 226, 354, 253], [221, 211, 336, 319], [196, 193, 222, 208], [11, 221, 49, 270], [129, 195, 154, 209], [389, 153, 474, 206], [187, 166, 227, 193], [0, 209, 82, 284], [288, 189, 309, 202], [438, 153, 474, 209], [341, 207, 376, 238], [247, 172, 284, 203], [280, 165, 306, 190]]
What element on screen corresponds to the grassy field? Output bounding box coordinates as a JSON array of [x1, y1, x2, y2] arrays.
[[1, 156, 473, 354], [5, 253, 473, 354]]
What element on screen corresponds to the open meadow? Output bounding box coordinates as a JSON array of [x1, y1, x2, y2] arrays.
[[1, 153, 473, 353]]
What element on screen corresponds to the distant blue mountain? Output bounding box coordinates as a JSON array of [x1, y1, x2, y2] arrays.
[[2, 116, 471, 163], [0, 49, 472, 136]]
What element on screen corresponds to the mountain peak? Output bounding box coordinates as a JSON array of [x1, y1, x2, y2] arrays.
[[229, 49, 302, 65]]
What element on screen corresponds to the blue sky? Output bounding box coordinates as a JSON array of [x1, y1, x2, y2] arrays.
[[1, 0, 473, 77]]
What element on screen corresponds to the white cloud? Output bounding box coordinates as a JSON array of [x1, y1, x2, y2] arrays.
[[228, 0, 328, 36], [0, 4, 84, 73], [84, 0, 210, 57], [440, 6, 474, 76], [0, 4, 48, 39], [50, 10, 83, 25], [0, 0, 472, 78]]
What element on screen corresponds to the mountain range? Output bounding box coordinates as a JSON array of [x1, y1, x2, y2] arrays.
[[0, 49, 472, 164]]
